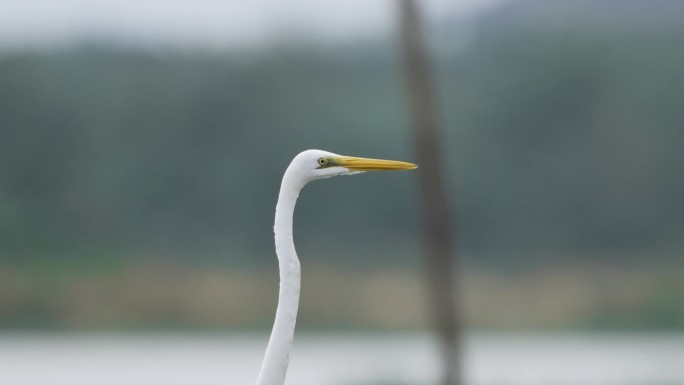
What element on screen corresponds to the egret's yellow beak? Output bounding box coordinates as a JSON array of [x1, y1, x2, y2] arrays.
[[334, 156, 417, 171]]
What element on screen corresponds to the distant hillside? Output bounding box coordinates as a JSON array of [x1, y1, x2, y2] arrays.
[[0, 0, 682, 268]]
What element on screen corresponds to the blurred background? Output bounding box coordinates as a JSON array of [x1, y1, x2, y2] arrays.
[[0, 0, 683, 384]]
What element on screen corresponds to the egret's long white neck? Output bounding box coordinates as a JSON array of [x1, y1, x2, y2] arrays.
[[255, 168, 307, 385]]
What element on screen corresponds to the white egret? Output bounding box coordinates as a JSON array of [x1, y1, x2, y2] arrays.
[[255, 149, 417, 385]]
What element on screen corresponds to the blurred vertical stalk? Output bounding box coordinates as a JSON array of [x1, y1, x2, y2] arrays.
[[397, 1, 461, 385]]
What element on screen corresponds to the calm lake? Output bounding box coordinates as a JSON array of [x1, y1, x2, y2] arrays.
[[1, 332, 682, 385]]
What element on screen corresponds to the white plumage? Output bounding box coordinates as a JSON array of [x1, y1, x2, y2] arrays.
[[255, 150, 416, 385]]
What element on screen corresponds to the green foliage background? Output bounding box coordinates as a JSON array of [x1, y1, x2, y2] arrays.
[[0, 0, 682, 329]]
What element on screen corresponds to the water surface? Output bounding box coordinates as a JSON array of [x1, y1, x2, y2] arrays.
[[0, 333, 682, 385]]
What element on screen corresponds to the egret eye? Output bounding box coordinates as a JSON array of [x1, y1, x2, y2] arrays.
[[317, 158, 328, 166]]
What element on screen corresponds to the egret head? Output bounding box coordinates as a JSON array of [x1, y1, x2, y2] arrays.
[[288, 149, 417, 183]]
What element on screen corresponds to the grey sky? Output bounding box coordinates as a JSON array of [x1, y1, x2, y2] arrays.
[[0, 0, 509, 50]]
